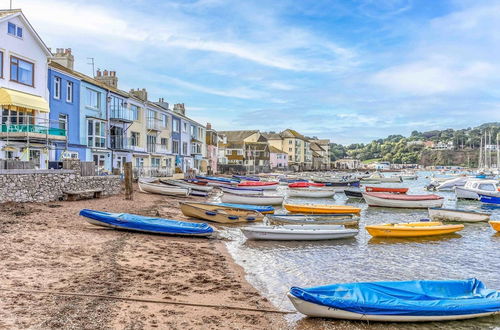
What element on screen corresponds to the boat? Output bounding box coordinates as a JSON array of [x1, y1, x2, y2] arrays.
[[312, 178, 360, 188], [365, 186, 408, 194], [196, 175, 237, 184], [401, 172, 418, 180], [435, 176, 468, 191], [428, 208, 491, 222], [221, 192, 284, 205], [343, 188, 363, 198], [361, 172, 402, 183], [233, 175, 260, 181], [288, 188, 336, 198], [283, 204, 361, 215], [490, 221, 500, 232], [80, 209, 214, 236], [267, 214, 358, 226], [160, 179, 214, 192], [288, 278, 500, 321], [138, 181, 190, 197], [365, 221, 464, 237], [237, 181, 279, 190], [288, 182, 325, 188], [241, 225, 358, 241], [455, 180, 499, 200], [179, 202, 264, 224], [212, 203, 275, 214], [478, 193, 500, 204], [220, 186, 264, 195], [363, 192, 444, 208], [279, 178, 308, 184]]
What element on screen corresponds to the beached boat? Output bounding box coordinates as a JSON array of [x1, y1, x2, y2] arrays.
[[233, 175, 260, 181], [241, 225, 358, 241], [212, 203, 274, 214], [179, 202, 264, 224], [455, 180, 499, 200], [196, 175, 237, 184], [343, 188, 363, 198], [221, 192, 284, 205], [428, 208, 490, 222], [479, 193, 500, 204], [80, 209, 214, 236], [288, 182, 325, 188], [138, 181, 190, 197], [283, 204, 361, 215], [365, 221, 463, 237], [365, 186, 408, 194], [160, 179, 214, 192], [490, 221, 500, 232], [288, 278, 500, 321], [361, 172, 402, 183], [363, 192, 444, 208], [288, 188, 336, 198], [279, 178, 308, 184], [220, 186, 264, 196], [237, 181, 279, 190], [267, 214, 358, 226]]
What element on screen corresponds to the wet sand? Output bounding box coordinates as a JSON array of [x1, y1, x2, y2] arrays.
[[0, 189, 286, 329]]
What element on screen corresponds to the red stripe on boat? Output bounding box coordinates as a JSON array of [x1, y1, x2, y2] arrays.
[[238, 181, 278, 187], [288, 182, 326, 188], [365, 186, 409, 194], [364, 192, 443, 200]]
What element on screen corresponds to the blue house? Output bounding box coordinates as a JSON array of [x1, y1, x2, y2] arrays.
[[171, 114, 181, 170]]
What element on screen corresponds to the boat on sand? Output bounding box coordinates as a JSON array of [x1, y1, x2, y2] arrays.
[[179, 202, 264, 224], [221, 193, 284, 205], [138, 181, 190, 197], [284, 204, 361, 215]]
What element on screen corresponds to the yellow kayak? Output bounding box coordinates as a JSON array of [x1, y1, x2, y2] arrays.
[[283, 204, 361, 215], [365, 221, 464, 238], [490, 221, 500, 232]]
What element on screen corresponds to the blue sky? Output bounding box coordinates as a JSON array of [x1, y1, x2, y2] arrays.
[[8, 0, 500, 144]]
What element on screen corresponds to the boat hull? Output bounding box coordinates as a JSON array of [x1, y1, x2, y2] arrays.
[[241, 225, 358, 241], [267, 215, 358, 226], [283, 204, 361, 215], [365, 222, 464, 237], [454, 186, 481, 200], [490, 221, 500, 231], [221, 193, 284, 205], [344, 189, 363, 198], [288, 188, 335, 198], [179, 202, 264, 224], [479, 194, 500, 204], [428, 208, 490, 222], [138, 181, 190, 197], [363, 193, 444, 208], [220, 186, 264, 196]]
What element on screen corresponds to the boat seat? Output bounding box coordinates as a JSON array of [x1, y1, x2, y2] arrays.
[[63, 189, 103, 201]]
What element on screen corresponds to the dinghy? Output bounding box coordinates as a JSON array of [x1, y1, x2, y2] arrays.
[[80, 209, 214, 236], [212, 203, 274, 214], [365, 186, 408, 194], [160, 179, 214, 192], [478, 193, 500, 205], [490, 221, 500, 232], [363, 192, 444, 208], [288, 182, 325, 188], [455, 180, 498, 200], [288, 278, 500, 321], [179, 202, 264, 224], [196, 175, 237, 184], [428, 208, 490, 222], [344, 188, 363, 198], [138, 181, 190, 197], [241, 225, 358, 241], [267, 214, 358, 226], [233, 175, 260, 181], [221, 192, 284, 205], [284, 204, 361, 215], [365, 221, 464, 237], [220, 186, 264, 196], [237, 181, 279, 190], [288, 188, 335, 198], [361, 172, 402, 183]]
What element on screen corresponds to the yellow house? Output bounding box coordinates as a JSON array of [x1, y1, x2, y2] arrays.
[[264, 129, 311, 169]]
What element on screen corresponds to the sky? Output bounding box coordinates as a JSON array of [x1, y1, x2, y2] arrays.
[[5, 0, 500, 144]]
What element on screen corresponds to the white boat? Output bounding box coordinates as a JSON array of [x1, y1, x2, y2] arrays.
[[138, 181, 190, 197], [288, 188, 335, 198], [241, 225, 358, 241], [361, 172, 402, 183], [436, 176, 468, 191], [160, 179, 214, 192], [221, 192, 284, 205], [220, 186, 264, 196], [363, 192, 444, 208], [428, 208, 491, 222], [455, 179, 498, 200], [401, 173, 418, 180]]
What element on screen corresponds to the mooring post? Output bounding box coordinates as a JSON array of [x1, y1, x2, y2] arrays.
[[124, 162, 133, 200]]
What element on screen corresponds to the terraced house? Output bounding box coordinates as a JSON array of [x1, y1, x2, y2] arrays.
[[264, 129, 312, 170], [217, 130, 270, 173]]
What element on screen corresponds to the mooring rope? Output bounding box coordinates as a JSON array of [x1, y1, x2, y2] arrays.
[[0, 287, 294, 314]]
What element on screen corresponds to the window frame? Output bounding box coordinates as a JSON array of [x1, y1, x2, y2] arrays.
[[87, 119, 106, 148], [53, 76, 61, 99], [7, 22, 16, 35], [58, 113, 68, 131], [172, 140, 179, 154], [10, 55, 35, 87], [0, 51, 3, 78], [66, 81, 73, 103], [85, 88, 101, 110]]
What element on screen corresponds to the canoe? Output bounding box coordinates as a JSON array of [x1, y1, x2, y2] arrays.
[[490, 221, 500, 232], [365, 186, 408, 194], [212, 203, 275, 214], [428, 207, 491, 222], [363, 192, 444, 208], [160, 179, 214, 192], [80, 209, 214, 236], [179, 202, 264, 224], [344, 188, 363, 198], [365, 221, 464, 237], [221, 192, 284, 205], [241, 225, 358, 241], [479, 193, 500, 204], [220, 186, 264, 196], [288, 182, 325, 188], [288, 188, 336, 198], [238, 181, 279, 190], [138, 181, 190, 197], [288, 278, 500, 321], [284, 204, 361, 215], [233, 175, 260, 181], [267, 214, 359, 226]]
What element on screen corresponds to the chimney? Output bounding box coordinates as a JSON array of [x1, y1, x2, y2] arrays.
[[156, 97, 169, 109], [95, 68, 118, 88], [129, 88, 148, 101], [173, 103, 186, 115], [206, 123, 212, 130], [51, 47, 75, 70]]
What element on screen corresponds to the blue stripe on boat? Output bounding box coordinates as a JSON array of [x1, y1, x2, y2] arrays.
[[479, 194, 500, 204], [212, 203, 274, 213]]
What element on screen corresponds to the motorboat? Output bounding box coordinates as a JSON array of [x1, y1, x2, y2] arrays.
[[455, 180, 498, 200]]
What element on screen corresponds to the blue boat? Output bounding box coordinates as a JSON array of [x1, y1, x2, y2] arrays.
[[279, 178, 308, 183], [79, 209, 214, 236], [233, 175, 260, 181], [196, 175, 238, 183], [212, 203, 275, 214], [288, 278, 500, 321], [479, 193, 500, 204]]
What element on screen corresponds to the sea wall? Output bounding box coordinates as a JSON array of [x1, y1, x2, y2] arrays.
[[0, 169, 122, 203]]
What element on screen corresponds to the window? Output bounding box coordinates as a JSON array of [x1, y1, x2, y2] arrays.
[[8, 22, 15, 35], [173, 120, 180, 132], [131, 132, 140, 146], [183, 122, 187, 132], [182, 142, 188, 155], [161, 138, 168, 146], [0, 51, 3, 78], [151, 158, 161, 168], [147, 135, 157, 153], [130, 105, 140, 121], [172, 140, 179, 154], [110, 95, 124, 118], [85, 88, 100, 109], [236, 150, 243, 155], [162, 114, 168, 128], [87, 119, 106, 148], [225, 149, 231, 155], [54, 77, 61, 99], [190, 125, 195, 136], [66, 82, 73, 103], [10, 56, 34, 86], [58, 114, 67, 132]]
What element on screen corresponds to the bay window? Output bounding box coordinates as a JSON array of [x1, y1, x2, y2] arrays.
[[87, 119, 106, 148]]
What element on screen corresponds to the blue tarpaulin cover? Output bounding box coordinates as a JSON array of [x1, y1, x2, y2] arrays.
[[290, 278, 500, 316], [213, 203, 274, 213], [80, 209, 214, 236]]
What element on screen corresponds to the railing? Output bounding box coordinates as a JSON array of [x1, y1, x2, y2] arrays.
[[1, 123, 66, 136], [110, 108, 133, 121], [110, 135, 130, 150], [134, 166, 173, 179], [147, 143, 169, 154], [147, 118, 163, 130]]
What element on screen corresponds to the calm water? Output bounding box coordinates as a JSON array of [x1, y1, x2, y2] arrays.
[[218, 172, 500, 329]]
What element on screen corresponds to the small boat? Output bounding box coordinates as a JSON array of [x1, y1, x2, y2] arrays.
[[288, 188, 335, 198], [241, 225, 358, 241], [490, 221, 500, 232], [212, 203, 275, 214], [344, 188, 363, 198], [233, 175, 260, 181], [312, 178, 360, 188], [288, 182, 325, 188], [365, 186, 408, 194], [279, 178, 308, 184], [220, 186, 264, 196], [456, 180, 499, 200], [160, 179, 214, 192], [196, 175, 237, 184], [478, 193, 500, 204], [436, 176, 468, 191], [80, 209, 214, 236], [267, 214, 358, 226], [179, 202, 264, 224], [237, 181, 279, 190], [183, 179, 209, 186], [365, 221, 463, 237], [284, 204, 361, 215], [363, 192, 444, 208], [361, 172, 402, 183], [221, 192, 284, 205], [288, 278, 500, 321], [138, 181, 190, 197], [401, 173, 418, 180], [428, 208, 490, 222]]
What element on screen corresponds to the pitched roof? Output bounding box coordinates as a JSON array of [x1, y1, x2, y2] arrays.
[[269, 146, 286, 154], [261, 132, 281, 140], [310, 142, 325, 152], [281, 129, 307, 140], [246, 142, 268, 151], [218, 130, 259, 142]]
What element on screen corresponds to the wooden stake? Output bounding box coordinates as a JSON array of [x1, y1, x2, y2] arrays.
[[124, 162, 133, 200]]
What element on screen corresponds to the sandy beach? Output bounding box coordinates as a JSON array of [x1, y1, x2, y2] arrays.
[[0, 188, 286, 329]]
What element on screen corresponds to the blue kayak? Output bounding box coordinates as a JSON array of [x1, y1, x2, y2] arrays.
[[479, 193, 500, 205], [80, 209, 214, 236], [212, 203, 274, 214], [289, 278, 500, 321]]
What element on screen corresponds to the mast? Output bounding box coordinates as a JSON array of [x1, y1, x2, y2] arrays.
[[497, 132, 499, 170], [479, 134, 483, 169]]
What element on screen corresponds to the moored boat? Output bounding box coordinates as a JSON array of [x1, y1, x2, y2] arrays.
[[288, 278, 500, 321], [267, 214, 358, 226], [233, 175, 260, 181], [478, 193, 500, 204], [220, 186, 264, 196], [435, 176, 468, 191], [361, 172, 402, 183], [455, 180, 498, 200], [365, 186, 408, 194], [365, 221, 463, 237], [241, 225, 358, 241], [428, 208, 490, 222], [196, 175, 238, 184], [221, 192, 284, 205], [179, 202, 264, 224], [288, 188, 335, 198], [138, 181, 190, 197], [284, 204, 361, 215], [238, 181, 279, 190], [363, 192, 444, 208], [212, 203, 275, 214], [490, 221, 500, 232], [288, 182, 325, 188], [343, 188, 363, 198]]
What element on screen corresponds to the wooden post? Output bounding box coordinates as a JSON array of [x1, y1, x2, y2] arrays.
[[124, 162, 133, 200]]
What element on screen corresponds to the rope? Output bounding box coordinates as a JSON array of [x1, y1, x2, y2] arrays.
[[0, 287, 294, 314]]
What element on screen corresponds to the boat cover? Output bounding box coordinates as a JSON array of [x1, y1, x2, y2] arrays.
[[238, 181, 278, 186], [213, 203, 274, 213], [80, 209, 214, 235], [290, 278, 500, 316], [365, 192, 443, 201]]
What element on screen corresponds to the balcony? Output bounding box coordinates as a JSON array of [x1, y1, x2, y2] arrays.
[[147, 118, 163, 131], [110, 135, 131, 150], [1, 123, 66, 141], [110, 108, 133, 122], [147, 143, 169, 154]]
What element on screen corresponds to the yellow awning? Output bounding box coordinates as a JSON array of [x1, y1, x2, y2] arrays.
[[0, 88, 50, 113]]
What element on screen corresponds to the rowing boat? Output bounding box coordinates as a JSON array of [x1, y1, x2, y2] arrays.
[[221, 192, 284, 205], [241, 225, 358, 241], [363, 192, 444, 208], [220, 186, 264, 196], [344, 188, 363, 198], [267, 214, 358, 226], [490, 221, 500, 232], [160, 179, 214, 192], [179, 202, 264, 224], [365, 186, 408, 194], [212, 203, 275, 214], [238, 181, 279, 190], [283, 204, 361, 215], [428, 208, 490, 222], [365, 221, 464, 237], [138, 181, 190, 197], [288, 188, 336, 198], [233, 175, 260, 181], [288, 182, 325, 188]]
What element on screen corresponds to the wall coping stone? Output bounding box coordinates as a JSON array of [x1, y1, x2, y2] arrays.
[[0, 169, 76, 175]]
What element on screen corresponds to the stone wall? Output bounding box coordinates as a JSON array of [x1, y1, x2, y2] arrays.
[[0, 169, 122, 203]]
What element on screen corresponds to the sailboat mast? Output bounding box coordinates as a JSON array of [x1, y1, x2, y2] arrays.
[[479, 134, 483, 169]]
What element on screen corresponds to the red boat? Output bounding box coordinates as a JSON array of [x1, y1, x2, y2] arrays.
[[365, 186, 408, 194], [238, 181, 278, 187], [288, 182, 326, 188]]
